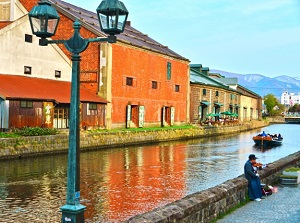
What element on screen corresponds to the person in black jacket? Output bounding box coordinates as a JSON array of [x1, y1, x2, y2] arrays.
[[244, 154, 262, 201]]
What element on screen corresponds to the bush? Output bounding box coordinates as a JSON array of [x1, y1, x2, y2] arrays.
[[14, 127, 57, 136]]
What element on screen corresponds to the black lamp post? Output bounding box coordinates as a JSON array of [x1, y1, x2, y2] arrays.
[[28, 0, 128, 222]]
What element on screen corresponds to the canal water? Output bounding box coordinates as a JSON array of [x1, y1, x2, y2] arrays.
[[0, 124, 299, 222]]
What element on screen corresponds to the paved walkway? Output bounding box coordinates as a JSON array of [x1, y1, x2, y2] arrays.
[[217, 185, 300, 223]]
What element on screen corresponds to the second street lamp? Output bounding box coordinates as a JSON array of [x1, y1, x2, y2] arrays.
[[28, 0, 128, 222]]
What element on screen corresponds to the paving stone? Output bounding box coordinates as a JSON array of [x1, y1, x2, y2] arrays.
[[217, 185, 300, 223]]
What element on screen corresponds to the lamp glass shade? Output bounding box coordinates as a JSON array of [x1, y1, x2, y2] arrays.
[[28, 1, 60, 38], [96, 0, 128, 35]]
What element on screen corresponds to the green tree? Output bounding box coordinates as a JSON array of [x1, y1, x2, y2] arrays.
[[263, 94, 284, 116]]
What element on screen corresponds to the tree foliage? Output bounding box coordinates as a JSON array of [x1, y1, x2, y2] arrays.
[[263, 93, 284, 116], [288, 103, 300, 113]]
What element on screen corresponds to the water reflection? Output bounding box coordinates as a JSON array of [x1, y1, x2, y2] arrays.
[[0, 124, 299, 222]]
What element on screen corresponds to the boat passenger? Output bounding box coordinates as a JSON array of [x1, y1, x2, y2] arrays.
[[261, 131, 267, 137]]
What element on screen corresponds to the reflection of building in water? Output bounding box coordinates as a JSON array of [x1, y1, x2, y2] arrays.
[[103, 144, 187, 222]]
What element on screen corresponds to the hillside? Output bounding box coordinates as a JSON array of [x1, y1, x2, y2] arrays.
[[210, 69, 300, 98]]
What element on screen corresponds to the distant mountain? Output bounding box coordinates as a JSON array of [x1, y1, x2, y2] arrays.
[[210, 69, 300, 98]]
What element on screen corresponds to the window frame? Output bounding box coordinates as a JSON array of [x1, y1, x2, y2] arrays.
[[88, 103, 97, 110], [20, 101, 33, 108]]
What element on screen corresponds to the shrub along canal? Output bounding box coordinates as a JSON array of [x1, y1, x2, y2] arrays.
[[0, 123, 299, 222]]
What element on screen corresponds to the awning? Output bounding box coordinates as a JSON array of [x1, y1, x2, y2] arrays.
[[0, 74, 108, 104], [235, 104, 240, 108], [201, 101, 210, 106], [214, 102, 223, 107]]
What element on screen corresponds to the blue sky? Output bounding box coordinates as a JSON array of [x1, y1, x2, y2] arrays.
[[67, 0, 300, 78]]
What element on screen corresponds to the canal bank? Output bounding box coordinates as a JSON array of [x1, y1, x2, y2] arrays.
[[124, 151, 300, 223], [0, 120, 268, 160]]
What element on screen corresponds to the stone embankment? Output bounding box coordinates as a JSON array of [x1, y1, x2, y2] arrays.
[[0, 120, 268, 159], [124, 151, 300, 223]]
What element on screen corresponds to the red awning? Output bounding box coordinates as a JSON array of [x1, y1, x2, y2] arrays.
[[0, 74, 108, 104]]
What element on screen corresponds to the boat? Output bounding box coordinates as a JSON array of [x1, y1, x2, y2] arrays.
[[252, 133, 283, 147]]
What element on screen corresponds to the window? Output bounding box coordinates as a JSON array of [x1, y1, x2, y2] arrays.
[[25, 34, 33, 43], [175, 85, 180, 92], [20, 101, 33, 108], [89, 103, 97, 110], [126, 77, 133, 86], [55, 70, 61, 78], [152, 81, 158, 89], [167, 62, 171, 80], [24, 66, 32, 74], [203, 89, 206, 95], [216, 91, 219, 97]]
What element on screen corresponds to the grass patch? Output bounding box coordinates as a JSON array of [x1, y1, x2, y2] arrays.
[[0, 127, 57, 138], [279, 174, 298, 179], [284, 167, 300, 172], [89, 125, 196, 133], [0, 132, 20, 138]]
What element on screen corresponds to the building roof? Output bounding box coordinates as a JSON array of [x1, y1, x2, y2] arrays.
[[50, 0, 189, 61], [0, 74, 108, 104], [190, 68, 231, 90], [216, 77, 238, 85], [0, 22, 12, 29]]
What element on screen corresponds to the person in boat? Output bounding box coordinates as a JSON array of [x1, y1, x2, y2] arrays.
[[278, 133, 282, 139], [261, 131, 267, 137], [244, 154, 262, 202]]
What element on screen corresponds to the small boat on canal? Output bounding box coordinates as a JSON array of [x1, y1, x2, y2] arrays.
[[253, 132, 283, 147]]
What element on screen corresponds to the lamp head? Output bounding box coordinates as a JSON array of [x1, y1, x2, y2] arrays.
[[96, 0, 129, 36], [28, 0, 60, 38]]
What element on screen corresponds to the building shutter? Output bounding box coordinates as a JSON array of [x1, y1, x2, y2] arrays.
[[138, 106, 145, 127], [126, 105, 131, 128], [170, 107, 175, 126], [161, 106, 165, 127]]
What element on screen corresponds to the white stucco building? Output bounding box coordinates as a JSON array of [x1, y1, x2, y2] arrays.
[[0, 0, 72, 81], [281, 91, 300, 106]]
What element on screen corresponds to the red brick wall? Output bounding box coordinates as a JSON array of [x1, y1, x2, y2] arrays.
[[111, 44, 189, 125], [21, 0, 190, 127]]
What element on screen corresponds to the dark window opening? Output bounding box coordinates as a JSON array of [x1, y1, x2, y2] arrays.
[[203, 89, 206, 95], [152, 81, 158, 89], [216, 91, 219, 97], [25, 34, 33, 43], [175, 85, 180, 92], [126, 77, 133, 86], [24, 66, 32, 74], [55, 70, 61, 78]]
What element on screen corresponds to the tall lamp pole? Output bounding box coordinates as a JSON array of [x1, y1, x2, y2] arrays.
[[28, 0, 128, 222]]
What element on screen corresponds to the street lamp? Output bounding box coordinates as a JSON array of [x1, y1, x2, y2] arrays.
[[28, 0, 128, 222]]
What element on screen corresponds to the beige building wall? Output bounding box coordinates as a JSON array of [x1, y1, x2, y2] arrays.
[[0, 2, 72, 81], [240, 95, 259, 121]]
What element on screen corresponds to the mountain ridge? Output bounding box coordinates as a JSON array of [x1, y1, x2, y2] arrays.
[[210, 69, 300, 98]]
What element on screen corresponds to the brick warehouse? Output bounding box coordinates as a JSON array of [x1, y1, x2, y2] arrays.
[[18, 0, 191, 129]]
